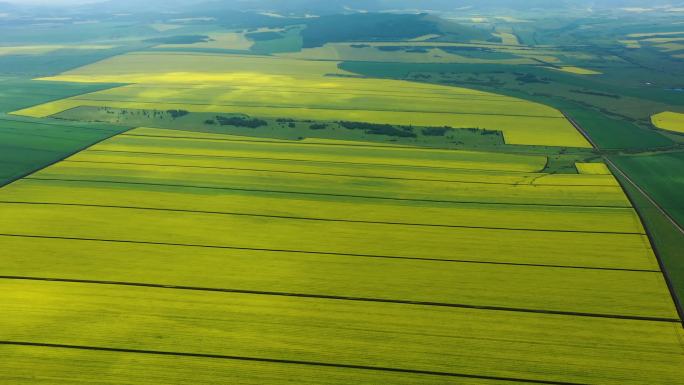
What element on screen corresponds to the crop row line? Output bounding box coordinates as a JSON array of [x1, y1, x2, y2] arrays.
[[0, 201, 646, 236], [65, 158, 620, 188], [0, 233, 660, 273], [24, 176, 633, 210], [0, 341, 590, 385], [1, 276, 677, 322], [85, 148, 544, 174]]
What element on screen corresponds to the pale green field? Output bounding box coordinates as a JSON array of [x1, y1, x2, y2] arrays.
[[12, 52, 590, 147], [1, 126, 681, 384], [157, 32, 254, 50]]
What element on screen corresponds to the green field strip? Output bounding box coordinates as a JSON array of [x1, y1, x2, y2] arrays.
[[0, 204, 658, 270], [0, 276, 679, 322], [0, 116, 120, 131], [0, 344, 512, 385], [69, 96, 567, 119], [0, 119, 129, 187], [0, 201, 646, 236], [0, 343, 583, 385], [608, 160, 684, 327], [2, 280, 683, 385]]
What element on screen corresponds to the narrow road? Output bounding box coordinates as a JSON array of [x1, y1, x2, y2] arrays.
[[564, 112, 684, 236]]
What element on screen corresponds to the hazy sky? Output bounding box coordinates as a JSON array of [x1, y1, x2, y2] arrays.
[[2, 0, 101, 4]]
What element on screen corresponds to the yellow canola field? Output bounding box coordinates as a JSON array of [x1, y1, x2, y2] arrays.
[[0, 178, 644, 235], [103, 130, 549, 172], [69, 140, 619, 188], [576, 162, 611, 175], [32, 155, 631, 208], [0, 197, 655, 269], [0, 233, 668, 319], [550, 66, 603, 75], [652, 111, 684, 133], [1, 125, 680, 384], [12, 52, 590, 147], [2, 280, 683, 385]]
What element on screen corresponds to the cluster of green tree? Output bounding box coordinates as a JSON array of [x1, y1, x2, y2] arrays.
[[209, 115, 268, 128], [421, 127, 453, 136], [309, 123, 328, 130], [166, 109, 189, 118], [570, 89, 621, 99], [338, 121, 417, 138], [515, 73, 550, 84]]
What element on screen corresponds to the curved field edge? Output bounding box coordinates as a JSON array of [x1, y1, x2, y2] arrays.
[[8, 52, 590, 148]]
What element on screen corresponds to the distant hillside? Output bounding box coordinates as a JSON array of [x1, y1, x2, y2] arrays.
[[300, 13, 489, 48]]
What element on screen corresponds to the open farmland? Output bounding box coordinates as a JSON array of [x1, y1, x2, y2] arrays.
[[1, 3, 684, 384], [11, 52, 590, 148], [1, 127, 683, 384]]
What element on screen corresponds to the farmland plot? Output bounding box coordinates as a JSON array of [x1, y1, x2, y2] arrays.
[[1, 126, 683, 385], [11, 52, 590, 147]]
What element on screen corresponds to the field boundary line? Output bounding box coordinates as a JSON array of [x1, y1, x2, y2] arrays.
[[122, 133, 427, 150], [64, 159, 618, 188], [0, 233, 660, 273], [605, 158, 684, 235], [608, 162, 684, 328], [0, 116, 120, 132], [0, 341, 590, 385], [1, 275, 678, 322], [564, 112, 684, 327], [0, 200, 646, 236], [23, 177, 634, 210], [0, 127, 134, 190]]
